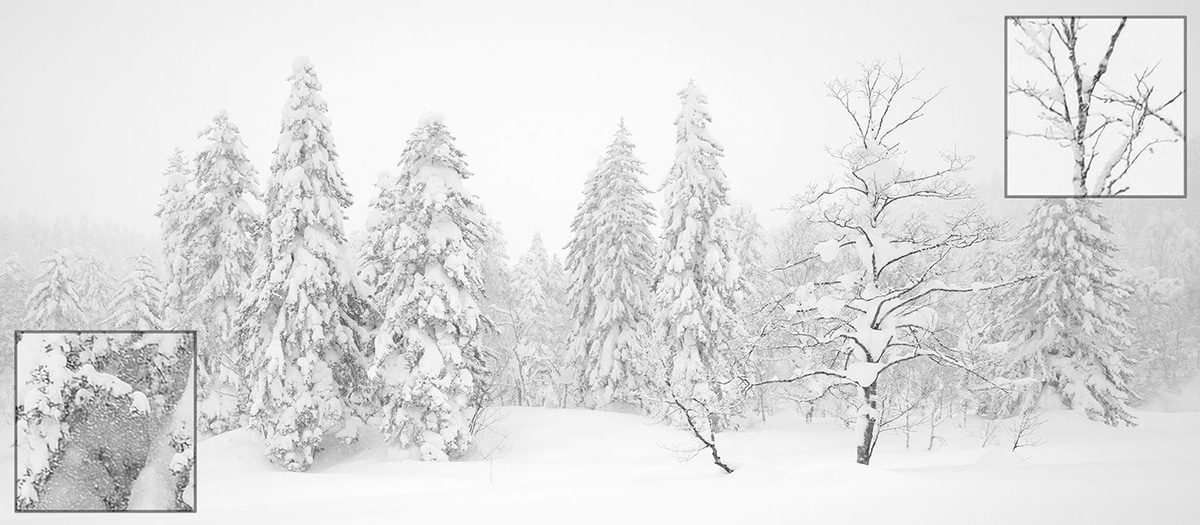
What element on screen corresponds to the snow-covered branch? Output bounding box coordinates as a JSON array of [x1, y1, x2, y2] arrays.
[[1009, 17, 1181, 195]]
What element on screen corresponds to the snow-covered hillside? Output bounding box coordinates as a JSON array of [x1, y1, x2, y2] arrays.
[[3, 406, 1197, 523]]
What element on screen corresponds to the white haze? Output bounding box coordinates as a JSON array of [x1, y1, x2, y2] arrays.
[[6, 0, 1194, 257]]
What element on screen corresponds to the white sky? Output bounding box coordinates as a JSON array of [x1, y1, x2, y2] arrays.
[[0, 0, 1196, 259], [1006, 17, 1186, 196]]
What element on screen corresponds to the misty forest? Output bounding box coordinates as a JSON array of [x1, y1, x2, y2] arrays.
[[2, 41, 1198, 523]]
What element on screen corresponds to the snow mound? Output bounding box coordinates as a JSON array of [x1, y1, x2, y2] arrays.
[[291, 56, 312, 72], [813, 238, 841, 263], [1141, 376, 1200, 412], [6, 408, 1193, 523], [474, 407, 692, 464], [198, 428, 278, 474], [418, 111, 445, 127], [973, 448, 1027, 466]]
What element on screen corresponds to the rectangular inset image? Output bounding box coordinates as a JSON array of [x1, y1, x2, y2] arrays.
[[14, 330, 196, 512], [1005, 15, 1186, 197]]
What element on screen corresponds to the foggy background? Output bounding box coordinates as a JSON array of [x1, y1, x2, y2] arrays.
[[0, 0, 1196, 259]]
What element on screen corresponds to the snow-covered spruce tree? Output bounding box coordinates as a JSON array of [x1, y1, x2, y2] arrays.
[[761, 60, 1003, 465], [235, 57, 375, 471], [997, 199, 1136, 426], [473, 227, 524, 406], [1112, 204, 1200, 396], [509, 233, 571, 407], [184, 111, 263, 435], [107, 255, 165, 330], [514, 234, 567, 310], [75, 251, 115, 324], [565, 121, 657, 408], [1124, 267, 1189, 400], [24, 250, 87, 329], [728, 204, 785, 422], [360, 169, 403, 297], [368, 113, 491, 461], [653, 81, 749, 431], [730, 203, 765, 277], [156, 148, 194, 322]]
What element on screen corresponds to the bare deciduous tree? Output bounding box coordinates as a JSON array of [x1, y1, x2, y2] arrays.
[[747, 59, 1012, 466], [975, 418, 1002, 448], [655, 374, 735, 474], [1009, 405, 1047, 452]]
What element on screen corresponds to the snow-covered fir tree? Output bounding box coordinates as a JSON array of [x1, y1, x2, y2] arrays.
[[107, 255, 165, 330], [510, 233, 571, 407], [368, 112, 491, 461], [730, 203, 765, 277], [1124, 267, 1190, 399], [653, 81, 749, 430], [24, 250, 87, 329], [235, 57, 374, 471], [565, 121, 657, 408], [513, 233, 564, 304], [156, 148, 194, 322], [999, 199, 1137, 426], [360, 169, 405, 298], [184, 111, 263, 435], [75, 250, 115, 324], [473, 225, 520, 406]]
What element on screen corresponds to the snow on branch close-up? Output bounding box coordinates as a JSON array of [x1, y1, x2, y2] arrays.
[[0, 1, 1198, 524], [1006, 16, 1185, 197], [14, 331, 195, 512]]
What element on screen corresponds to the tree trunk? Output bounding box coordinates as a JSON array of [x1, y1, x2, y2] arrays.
[[856, 384, 878, 465], [904, 412, 911, 449], [927, 416, 937, 451]]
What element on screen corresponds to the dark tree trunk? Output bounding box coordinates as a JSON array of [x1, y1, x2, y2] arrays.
[[856, 384, 878, 465]]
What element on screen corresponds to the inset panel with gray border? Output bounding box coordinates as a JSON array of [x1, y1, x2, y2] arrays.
[[1005, 15, 1186, 197], [14, 330, 196, 512]]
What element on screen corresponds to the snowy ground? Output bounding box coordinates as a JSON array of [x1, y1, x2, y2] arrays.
[[2, 405, 1198, 523]]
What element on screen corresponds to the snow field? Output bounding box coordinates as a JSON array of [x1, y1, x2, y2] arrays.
[[4, 406, 1195, 523]]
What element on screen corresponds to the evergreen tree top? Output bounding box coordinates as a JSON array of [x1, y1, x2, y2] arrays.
[[162, 148, 191, 192], [521, 233, 550, 268], [397, 116, 473, 182], [200, 112, 247, 153], [419, 111, 445, 127], [674, 80, 722, 153], [603, 120, 641, 162], [662, 81, 732, 225], [285, 57, 325, 111], [272, 57, 351, 210], [392, 115, 490, 254], [291, 55, 314, 73], [1, 256, 24, 277], [36, 249, 72, 275], [196, 111, 261, 195]]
